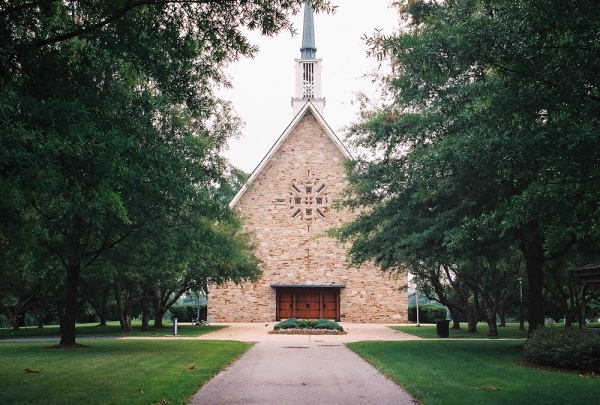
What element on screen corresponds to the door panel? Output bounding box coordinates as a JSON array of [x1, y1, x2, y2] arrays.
[[322, 292, 338, 319], [294, 290, 320, 319], [277, 291, 294, 320], [275, 287, 340, 321]]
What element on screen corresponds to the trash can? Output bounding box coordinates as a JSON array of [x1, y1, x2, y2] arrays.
[[436, 319, 450, 338]]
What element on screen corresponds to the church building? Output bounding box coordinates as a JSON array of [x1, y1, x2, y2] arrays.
[[208, 2, 408, 323]]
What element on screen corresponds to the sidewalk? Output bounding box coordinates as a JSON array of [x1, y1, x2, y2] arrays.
[[192, 322, 422, 343], [188, 323, 420, 405]]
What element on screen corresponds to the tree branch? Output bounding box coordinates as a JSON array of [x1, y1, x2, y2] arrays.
[[25, 0, 231, 49], [0, 0, 62, 17]]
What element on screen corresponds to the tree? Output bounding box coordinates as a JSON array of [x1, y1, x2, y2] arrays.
[[333, 0, 600, 334], [1, 0, 333, 346]]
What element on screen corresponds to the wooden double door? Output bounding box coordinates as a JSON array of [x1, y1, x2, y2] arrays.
[[276, 287, 340, 321]]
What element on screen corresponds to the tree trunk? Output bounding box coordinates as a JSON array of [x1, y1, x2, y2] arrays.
[[154, 311, 165, 328], [564, 313, 573, 328], [486, 318, 498, 337], [5, 306, 20, 331], [153, 297, 166, 328], [56, 301, 65, 332], [11, 317, 20, 330], [448, 307, 462, 329], [59, 264, 81, 346], [152, 288, 185, 329], [499, 312, 506, 327], [140, 298, 151, 331], [114, 280, 132, 332], [519, 235, 546, 335], [467, 316, 478, 333], [465, 303, 479, 333], [98, 287, 109, 326]]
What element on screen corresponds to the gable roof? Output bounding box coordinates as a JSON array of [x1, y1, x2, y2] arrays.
[[229, 100, 352, 208]]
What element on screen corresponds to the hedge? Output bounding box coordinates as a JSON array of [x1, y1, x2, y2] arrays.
[[523, 327, 600, 372], [408, 304, 447, 323], [273, 318, 343, 331], [168, 305, 206, 322]]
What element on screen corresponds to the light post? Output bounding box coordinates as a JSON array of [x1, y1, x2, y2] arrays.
[[197, 290, 201, 321], [518, 277, 524, 331]]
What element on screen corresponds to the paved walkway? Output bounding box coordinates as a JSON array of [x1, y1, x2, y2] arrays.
[[192, 322, 422, 343], [188, 323, 420, 405]]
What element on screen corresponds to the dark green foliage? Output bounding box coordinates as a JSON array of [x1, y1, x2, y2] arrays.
[[331, 0, 600, 334], [273, 318, 299, 330], [273, 318, 343, 331], [312, 318, 343, 330], [408, 304, 447, 323], [168, 305, 204, 322], [1, 0, 339, 344], [523, 327, 600, 372]]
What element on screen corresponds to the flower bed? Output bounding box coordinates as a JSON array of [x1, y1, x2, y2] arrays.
[[269, 328, 347, 335], [270, 318, 346, 335]]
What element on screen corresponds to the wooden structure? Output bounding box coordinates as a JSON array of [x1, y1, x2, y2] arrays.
[[573, 259, 600, 330], [273, 284, 343, 321]]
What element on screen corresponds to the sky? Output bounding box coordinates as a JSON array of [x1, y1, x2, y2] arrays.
[[219, 1, 400, 174]]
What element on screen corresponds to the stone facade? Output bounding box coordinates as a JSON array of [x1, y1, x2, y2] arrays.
[[208, 106, 407, 323]]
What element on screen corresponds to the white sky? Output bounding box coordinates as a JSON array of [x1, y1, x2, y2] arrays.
[[219, 1, 400, 173]]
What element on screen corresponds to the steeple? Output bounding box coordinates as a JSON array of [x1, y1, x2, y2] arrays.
[[292, 0, 325, 116], [300, 1, 316, 60]]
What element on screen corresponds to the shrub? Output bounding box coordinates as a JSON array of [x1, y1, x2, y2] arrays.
[[169, 305, 205, 322], [296, 319, 311, 329], [408, 304, 447, 323], [313, 318, 343, 331], [0, 314, 10, 328], [273, 318, 343, 331], [273, 318, 299, 330], [523, 327, 600, 372]]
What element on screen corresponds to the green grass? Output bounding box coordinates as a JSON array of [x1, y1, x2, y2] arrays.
[[0, 339, 251, 405], [393, 322, 600, 340], [347, 340, 599, 405], [392, 323, 529, 339], [0, 321, 226, 340]]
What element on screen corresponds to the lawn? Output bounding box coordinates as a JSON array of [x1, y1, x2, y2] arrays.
[[347, 340, 599, 405], [0, 320, 226, 340], [392, 322, 600, 340], [0, 339, 252, 405], [391, 323, 528, 339]]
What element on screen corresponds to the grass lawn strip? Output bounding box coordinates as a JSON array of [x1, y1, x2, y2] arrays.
[[0, 339, 251, 405], [0, 321, 225, 340], [390, 323, 529, 339], [347, 340, 599, 405]]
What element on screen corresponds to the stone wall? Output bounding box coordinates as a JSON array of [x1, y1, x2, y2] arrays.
[[208, 110, 407, 323]]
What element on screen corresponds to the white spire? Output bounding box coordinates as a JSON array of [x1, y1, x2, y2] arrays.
[[292, 1, 325, 116]]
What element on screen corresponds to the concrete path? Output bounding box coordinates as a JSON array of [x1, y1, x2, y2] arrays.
[[188, 323, 420, 405], [192, 322, 422, 343]]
